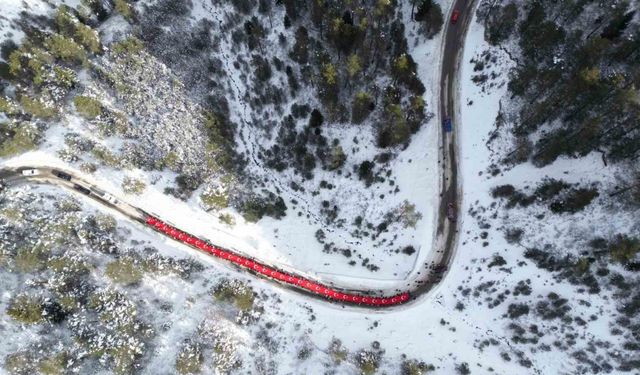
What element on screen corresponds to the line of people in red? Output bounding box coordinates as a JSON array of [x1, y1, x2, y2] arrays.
[[145, 216, 410, 307]]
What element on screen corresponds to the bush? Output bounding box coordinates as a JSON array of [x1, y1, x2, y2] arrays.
[[358, 161, 375, 187], [549, 188, 599, 214], [414, 0, 444, 39], [401, 359, 435, 375], [213, 280, 254, 311], [357, 350, 379, 375], [609, 234, 640, 264], [308, 109, 324, 128], [328, 144, 346, 170], [491, 184, 515, 198], [45, 34, 87, 65], [241, 194, 286, 222], [534, 179, 570, 201], [218, 213, 236, 226], [352, 91, 374, 124], [6, 294, 44, 324], [0, 97, 18, 115], [121, 177, 146, 195], [395, 200, 423, 228], [505, 228, 523, 244], [38, 352, 68, 375], [111, 37, 144, 55], [4, 351, 36, 374], [52, 66, 77, 89], [455, 362, 471, 375], [14, 247, 45, 273], [175, 342, 203, 375], [73, 96, 102, 119], [20, 96, 57, 119], [201, 190, 229, 210], [114, 0, 133, 19], [290, 27, 309, 64], [105, 257, 143, 285], [328, 339, 348, 364], [485, 3, 519, 45], [74, 23, 101, 53], [0, 123, 38, 157], [378, 104, 411, 147], [507, 303, 530, 319]]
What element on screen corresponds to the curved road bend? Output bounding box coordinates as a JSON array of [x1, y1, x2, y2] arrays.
[[0, 0, 477, 308], [409, 0, 477, 298]]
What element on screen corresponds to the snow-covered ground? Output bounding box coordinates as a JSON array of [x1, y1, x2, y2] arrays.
[[4, 0, 638, 373], [0, 3, 538, 373], [0, 0, 449, 290]]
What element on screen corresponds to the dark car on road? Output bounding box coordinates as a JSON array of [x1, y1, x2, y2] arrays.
[[52, 170, 72, 181], [73, 184, 91, 195], [443, 116, 452, 132]]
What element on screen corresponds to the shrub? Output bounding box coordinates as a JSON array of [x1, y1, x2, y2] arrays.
[[14, 248, 45, 273], [396, 200, 422, 228], [328, 144, 346, 170], [92, 146, 123, 168], [201, 190, 229, 210], [415, 0, 444, 39], [0, 97, 18, 115], [114, 0, 133, 19], [401, 359, 435, 375], [94, 213, 117, 233], [45, 34, 87, 65], [74, 96, 102, 119], [38, 352, 68, 375], [175, 342, 203, 375], [488, 255, 506, 268], [378, 104, 411, 147], [507, 303, 530, 319], [328, 339, 348, 364], [357, 350, 379, 375], [504, 228, 523, 244], [8, 45, 53, 84], [241, 194, 286, 222], [609, 234, 640, 264], [75, 23, 101, 53], [52, 66, 77, 89], [4, 351, 36, 374], [455, 362, 471, 375], [7, 294, 44, 324], [105, 257, 143, 285], [485, 3, 518, 45], [549, 188, 599, 214], [213, 280, 254, 311], [358, 161, 375, 186], [308, 108, 324, 127], [346, 53, 362, 78], [111, 37, 144, 55], [20, 96, 57, 119], [534, 179, 570, 201], [491, 184, 515, 198], [218, 213, 236, 226], [121, 177, 146, 195], [0, 124, 38, 157], [352, 91, 374, 124]]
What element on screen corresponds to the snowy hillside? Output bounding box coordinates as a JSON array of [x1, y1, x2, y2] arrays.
[[1, 0, 639, 374], [0, 0, 447, 286]]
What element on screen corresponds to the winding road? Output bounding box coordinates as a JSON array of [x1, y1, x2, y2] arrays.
[[0, 0, 477, 308]]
